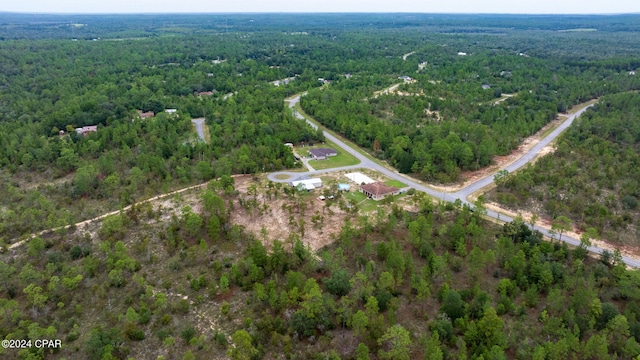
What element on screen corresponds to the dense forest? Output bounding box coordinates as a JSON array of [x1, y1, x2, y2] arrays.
[[2, 181, 640, 359], [491, 92, 640, 245], [301, 46, 640, 182]]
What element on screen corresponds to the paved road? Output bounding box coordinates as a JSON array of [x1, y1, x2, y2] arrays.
[[192, 118, 206, 142], [271, 95, 640, 269]]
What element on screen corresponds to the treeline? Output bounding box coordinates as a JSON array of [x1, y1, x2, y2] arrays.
[[3, 185, 640, 359], [492, 92, 640, 244]]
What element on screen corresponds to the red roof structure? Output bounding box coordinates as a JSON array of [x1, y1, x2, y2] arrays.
[[359, 182, 399, 200]]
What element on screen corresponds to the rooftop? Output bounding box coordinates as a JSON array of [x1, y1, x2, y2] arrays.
[[309, 148, 337, 157], [360, 182, 398, 196]]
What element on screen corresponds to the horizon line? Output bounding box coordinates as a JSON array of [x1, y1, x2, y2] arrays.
[[1, 11, 639, 16]]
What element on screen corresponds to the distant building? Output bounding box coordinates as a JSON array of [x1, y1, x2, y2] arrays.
[[291, 178, 322, 191], [309, 148, 338, 160], [75, 125, 98, 136], [457, 52, 467, 56], [398, 75, 414, 82], [198, 91, 215, 96], [165, 109, 178, 115], [359, 182, 400, 201], [482, 84, 491, 90], [137, 110, 155, 119], [630, 71, 637, 76], [344, 74, 352, 79]]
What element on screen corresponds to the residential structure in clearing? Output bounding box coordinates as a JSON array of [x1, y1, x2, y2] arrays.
[[137, 110, 155, 119], [359, 182, 400, 201], [291, 178, 322, 191], [345, 172, 375, 185], [309, 148, 338, 160], [75, 125, 98, 136]]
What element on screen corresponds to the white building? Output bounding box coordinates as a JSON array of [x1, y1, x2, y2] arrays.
[[345, 172, 375, 185], [291, 178, 322, 191]]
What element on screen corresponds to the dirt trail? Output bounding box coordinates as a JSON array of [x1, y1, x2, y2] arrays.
[[6, 182, 209, 250]]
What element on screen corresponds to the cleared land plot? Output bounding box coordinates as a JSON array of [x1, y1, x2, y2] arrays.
[[299, 142, 359, 170]]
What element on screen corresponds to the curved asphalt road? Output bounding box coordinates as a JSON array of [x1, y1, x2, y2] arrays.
[[269, 96, 640, 269]]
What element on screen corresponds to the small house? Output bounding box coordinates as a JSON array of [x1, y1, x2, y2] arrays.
[[398, 75, 413, 82], [309, 148, 338, 160], [457, 52, 467, 56], [74, 125, 98, 136], [137, 110, 155, 119]]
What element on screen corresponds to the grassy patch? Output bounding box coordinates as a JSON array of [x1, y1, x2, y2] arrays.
[[274, 174, 291, 180], [345, 190, 367, 203], [203, 123, 211, 143], [298, 142, 359, 170], [384, 179, 407, 189]]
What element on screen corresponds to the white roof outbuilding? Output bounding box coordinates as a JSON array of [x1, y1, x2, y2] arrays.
[[291, 178, 322, 190], [345, 172, 375, 185]]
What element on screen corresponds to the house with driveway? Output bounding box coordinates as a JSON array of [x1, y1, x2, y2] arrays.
[[309, 148, 338, 160], [359, 182, 400, 201]]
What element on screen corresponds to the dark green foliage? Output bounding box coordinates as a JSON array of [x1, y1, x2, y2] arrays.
[[181, 326, 196, 343], [441, 290, 465, 320], [597, 302, 621, 330], [323, 269, 352, 297], [84, 327, 124, 360]]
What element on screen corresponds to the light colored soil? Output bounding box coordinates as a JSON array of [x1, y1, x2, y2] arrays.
[[493, 93, 515, 105], [231, 175, 349, 251], [402, 51, 416, 60]]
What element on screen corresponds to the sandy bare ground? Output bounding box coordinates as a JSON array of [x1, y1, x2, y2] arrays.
[[493, 93, 516, 105], [230, 175, 350, 252], [401, 51, 416, 60]]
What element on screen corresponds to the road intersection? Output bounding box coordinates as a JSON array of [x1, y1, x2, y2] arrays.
[[269, 95, 640, 268]]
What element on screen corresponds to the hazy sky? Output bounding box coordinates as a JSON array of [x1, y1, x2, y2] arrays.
[[1, 0, 639, 14]]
